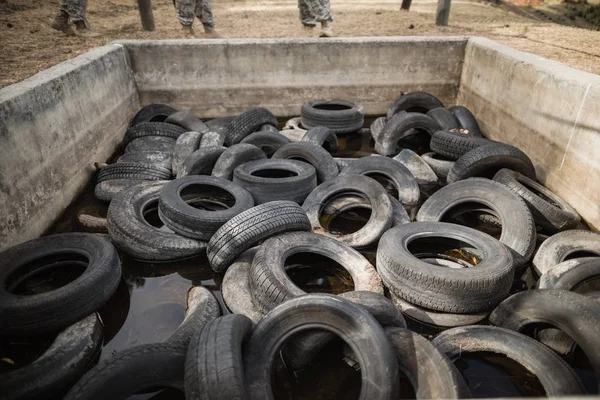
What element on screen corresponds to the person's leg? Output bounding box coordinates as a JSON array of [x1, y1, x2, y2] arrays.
[[50, 0, 71, 34], [298, 0, 317, 27], [196, 0, 219, 36], [69, 0, 100, 37], [305, 0, 333, 37], [176, 0, 196, 36]]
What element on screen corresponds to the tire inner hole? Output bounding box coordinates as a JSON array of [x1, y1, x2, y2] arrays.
[[563, 250, 600, 261], [518, 178, 562, 208], [285, 253, 354, 294], [0, 332, 58, 374], [454, 351, 546, 398], [313, 103, 352, 111], [143, 200, 173, 232], [129, 387, 185, 400], [441, 202, 502, 239], [6, 253, 88, 296], [572, 276, 600, 295], [319, 193, 372, 235], [407, 237, 481, 266], [396, 129, 432, 154], [364, 173, 399, 199], [251, 169, 298, 178], [180, 184, 236, 210]]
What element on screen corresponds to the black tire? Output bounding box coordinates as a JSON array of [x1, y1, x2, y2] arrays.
[[243, 293, 399, 400], [172, 131, 202, 176], [417, 178, 536, 268], [233, 159, 317, 204], [117, 151, 172, 171], [205, 116, 235, 131], [0, 313, 103, 400], [211, 144, 266, 181], [333, 157, 358, 170], [449, 105, 482, 136], [302, 174, 393, 248], [391, 149, 438, 194], [185, 315, 253, 400], [227, 107, 278, 145], [493, 168, 580, 233], [340, 155, 419, 206], [370, 116, 388, 143], [375, 112, 440, 156], [97, 162, 171, 183], [430, 130, 492, 160], [94, 178, 147, 202], [426, 107, 460, 130], [250, 231, 383, 312], [532, 229, 600, 275], [199, 131, 226, 148], [302, 126, 339, 152], [422, 152, 454, 180], [123, 122, 186, 147], [0, 233, 121, 336], [259, 123, 279, 132], [432, 325, 584, 396], [107, 181, 207, 261], [447, 143, 536, 184], [301, 100, 364, 134], [63, 343, 185, 400], [124, 136, 176, 154], [221, 248, 264, 323], [207, 201, 311, 273], [386, 327, 470, 399], [164, 110, 208, 133], [177, 146, 227, 178], [130, 104, 177, 126], [377, 222, 514, 313], [272, 142, 339, 183], [387, 91, 444, 119], [158, 176, 255, 240], [240, 131, 291, 157]]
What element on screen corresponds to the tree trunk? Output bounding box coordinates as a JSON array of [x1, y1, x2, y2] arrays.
[[137, 0, 155, 31]]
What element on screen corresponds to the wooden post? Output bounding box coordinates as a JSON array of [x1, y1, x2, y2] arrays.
[[137, 0, 155, 31], [435, 0, 451, 26], [400, 0, 413, 11]]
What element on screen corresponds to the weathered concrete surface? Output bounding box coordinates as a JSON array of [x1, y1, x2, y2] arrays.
[[0, 44, 139, 251], [458, 37, 600, 230], [119, 37, 467, 117]]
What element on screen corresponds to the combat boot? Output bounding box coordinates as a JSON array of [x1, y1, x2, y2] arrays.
[[74, 21, 100, 38], [319, 20, 333, 37], [303, 24, 315, 36], [50, 10, 72, 35], [182, 24, 196, 38], [203, 24, 222, 39]]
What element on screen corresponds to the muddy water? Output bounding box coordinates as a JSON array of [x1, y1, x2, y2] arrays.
[[1, 122, 598, 398]]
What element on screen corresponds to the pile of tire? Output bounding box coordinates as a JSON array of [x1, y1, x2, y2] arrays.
[[1, 94, 599, 400]]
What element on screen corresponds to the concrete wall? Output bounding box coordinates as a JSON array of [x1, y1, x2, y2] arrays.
[[0, 44, 139, 251], [120, 37, 467, 117], [458, 37, 600, 230]]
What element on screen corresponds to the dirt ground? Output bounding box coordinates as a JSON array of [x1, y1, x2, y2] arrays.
[[0, 0, 599, 88]]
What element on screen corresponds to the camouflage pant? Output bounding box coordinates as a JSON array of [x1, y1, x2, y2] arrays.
[[175, 0, 215, 26], [59, 0, 87, 23], [298, 0, 332, 25]]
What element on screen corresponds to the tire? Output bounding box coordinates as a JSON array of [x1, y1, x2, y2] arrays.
[[177, 146, 227, 178], [250, 231, 383, 312], [240, 131, 291, 157], [532, 229, 600, 275], [124, 136, 176, 154], [172, 131, 202, 176], [300, 100, 364, 134], [107, 181, 207, 261], [493, 168, 580, 233], [259, 123, 279, 132], [205, 116, 235, 131], [207, 201, 311, 273], [117, 151, 173, 171], [221, 248, 264, 323], [77, 213, 108, 233], [370, 116, 388, 143], [375, 112, 441, 156], [333, 157, 359, 170], [422, 152, 454, 180], [447, 143, 536, 184], [158, 176, 255, 240], [302, 174, 393, 248], [185, 315, 253, 400], [164, 110, 208, 133], [94, 178, 147, 202], [0, 233, 121, 336], [227, 107, 278, 145], [386, 327, 470, 399], [387, 91, 444, 119], [392, 149, 438, 194], [430, 130, 493, 160], [449, 105, 482, 136], [426, 107, 460, 130], [63, 343, 185, 400], [211, 144, 266, 181], [0, 313, 103, 400], [273, 142, 339, 183], [233, 159, 317, 204], [122, 122, 186, 147], [432, 325, 584, 396], [302, 126, 339, 152], [377, 222, 514, 313], [417, 178, 536, 267], [130, 104, 177, 126], [97, 162, 171, 183], [243, 293, 399, 400]]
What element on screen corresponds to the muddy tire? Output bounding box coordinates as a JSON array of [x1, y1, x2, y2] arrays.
[[0, 233, 121, 336], [94, 178, 148, 202], [422, 152, 454, 180], [430, 130, 492, 160], [211, 144, 266, 181], [130, 104, 177, 126], [221, 248, 264, 323], [375, 112, 440, 156], [227, 107, 278, 145], [97, 162, 171, 183], [177, 146, 227, 178], [250, 231, 383, 312], [240, 131, 291, 157], [532, 229, 600, 275], [302, 126, 339, 152], [273, 142, 339, 183], [207, 201, 311, 273], [301, 100, 364, 134], [199, 131, 226, 148], [172, 131, 202, 176], [387, 91, 444, 119], [117, 151, 172, 171], [392, 149, 438, 194], [123, 122, 186, 147], [165, 110, 208, 134], [124, 136, 176, 154], [370, 116, 388, 143], [426, 107, 459, 130], [449, 105, 482, 136]]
